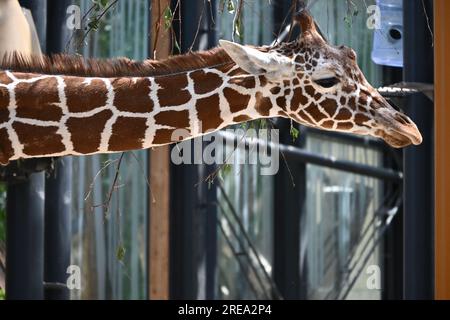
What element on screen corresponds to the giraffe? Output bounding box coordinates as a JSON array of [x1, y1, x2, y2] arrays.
[[0, 11, 422, 166]]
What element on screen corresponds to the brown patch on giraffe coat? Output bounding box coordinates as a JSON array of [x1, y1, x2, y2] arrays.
[[348, 96, 357, 109], [355, 113, 371, 127], [298, 110, 315, 124], [228, 68, 243, 77], [295, 55, 305, 64], [223, 87, 250, 113], [66, 109, 113, 154], [154, 110, 190, 129], [322, 98, 338, 117], [109, 116, 148, 151], [255, 92, 271, 116], [258, 76, 267, 87], [276, 96, 287, 109], [112, 77, 153, 113], [342, 84, 356, 94], [65, 77, 108, 113], [0, 87, 9, 123], [13, 72, 40, 80], [278, 110, 288, 117], [358, 95, 368, 106], [321, 120, 334, 129], [152, 129, 189, 145], [336, 122, 354, 130], [196, 94, 222, 132], [15, 77, 62, 121], [304, 85, 315, 97], [270, 87, 281, 95], [305, 103, 327, 122], [0, 128, 14, 165], [0, 71, 13, 85], [340, 96, 346, 105], [228, 76, 255, 89], [156, 74, 190, 107], [190, 70, 223, 94], [13, 123, 65, 156], [335, 108, 353, 120], [291, 87, 308, 111], [233, 115, 252, 123]]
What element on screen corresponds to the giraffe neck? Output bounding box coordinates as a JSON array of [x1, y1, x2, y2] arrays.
[[0, 64, 284, 164]]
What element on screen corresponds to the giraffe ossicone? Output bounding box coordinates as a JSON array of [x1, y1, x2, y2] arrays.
[[0, 11, 422, 165]]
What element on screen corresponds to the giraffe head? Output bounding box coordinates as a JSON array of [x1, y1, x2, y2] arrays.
[[219, 11, 422, 148]]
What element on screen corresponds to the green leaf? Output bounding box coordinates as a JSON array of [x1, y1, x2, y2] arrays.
[[227, 0, 235, 14], [88, 20, 100, 31], [290, 125, 299, 142], [163, 6, 173, 30], [92, 0, 108, 7], [173, 38, 181, 54], [234, 17, 243, 40], [116, 245, 126, 261]]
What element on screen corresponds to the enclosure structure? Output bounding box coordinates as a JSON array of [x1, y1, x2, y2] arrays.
[[0, 0, 447, 300]]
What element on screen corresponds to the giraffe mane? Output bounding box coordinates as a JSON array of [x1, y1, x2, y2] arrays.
[[0, 47, 234, 78]]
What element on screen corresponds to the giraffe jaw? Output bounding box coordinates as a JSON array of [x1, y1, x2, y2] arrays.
[[378, 130, 422, 148], [375, 120, 423, 148]]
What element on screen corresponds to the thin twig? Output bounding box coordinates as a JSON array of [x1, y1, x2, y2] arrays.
[[231, 0, 244, 42], [91, 153, 125, 212], [76, 0, 120, 52], [421, 0, 434, 47], [189, 0, 206, 52]]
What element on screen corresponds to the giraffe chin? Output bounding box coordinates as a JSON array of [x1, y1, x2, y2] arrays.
[[376, 128, 423, 148]]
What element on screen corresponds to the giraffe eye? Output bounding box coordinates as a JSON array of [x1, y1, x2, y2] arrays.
[[314, 77, 340, 88]]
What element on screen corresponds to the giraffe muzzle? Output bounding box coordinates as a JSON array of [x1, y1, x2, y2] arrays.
[[375, 107, 423, 148]]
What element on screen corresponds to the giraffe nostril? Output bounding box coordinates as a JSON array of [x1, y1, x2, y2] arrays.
[[395, 113, 412, 125]]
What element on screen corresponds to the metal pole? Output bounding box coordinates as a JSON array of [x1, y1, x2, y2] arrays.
[[403, 0, 434, 300], [273, 119, 305, 300], [6, 174, 45, 299], [44, 0, 72, 300], [44, 158, 72, 300]]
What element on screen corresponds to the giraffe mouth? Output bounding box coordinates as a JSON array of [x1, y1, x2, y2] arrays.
[[375, 112, 423, 148], [379, 130, 422, 148]]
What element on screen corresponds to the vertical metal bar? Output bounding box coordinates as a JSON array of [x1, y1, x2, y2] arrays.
[[434, 0, 450, 300], [6, 174, 45, 299], [44, 158, 72, 299], [381, 67, 404, 300], [402, 0, 434, 300], [44, 0, 72, 300], [273, 119, 306, 300], [5, 0, 48, 300]]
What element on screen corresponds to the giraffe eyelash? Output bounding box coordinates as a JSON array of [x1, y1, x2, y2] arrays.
[[313, 77, 340, 88]]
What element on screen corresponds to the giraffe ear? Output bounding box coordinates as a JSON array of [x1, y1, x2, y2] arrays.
[[219, 40, 292, 78]]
